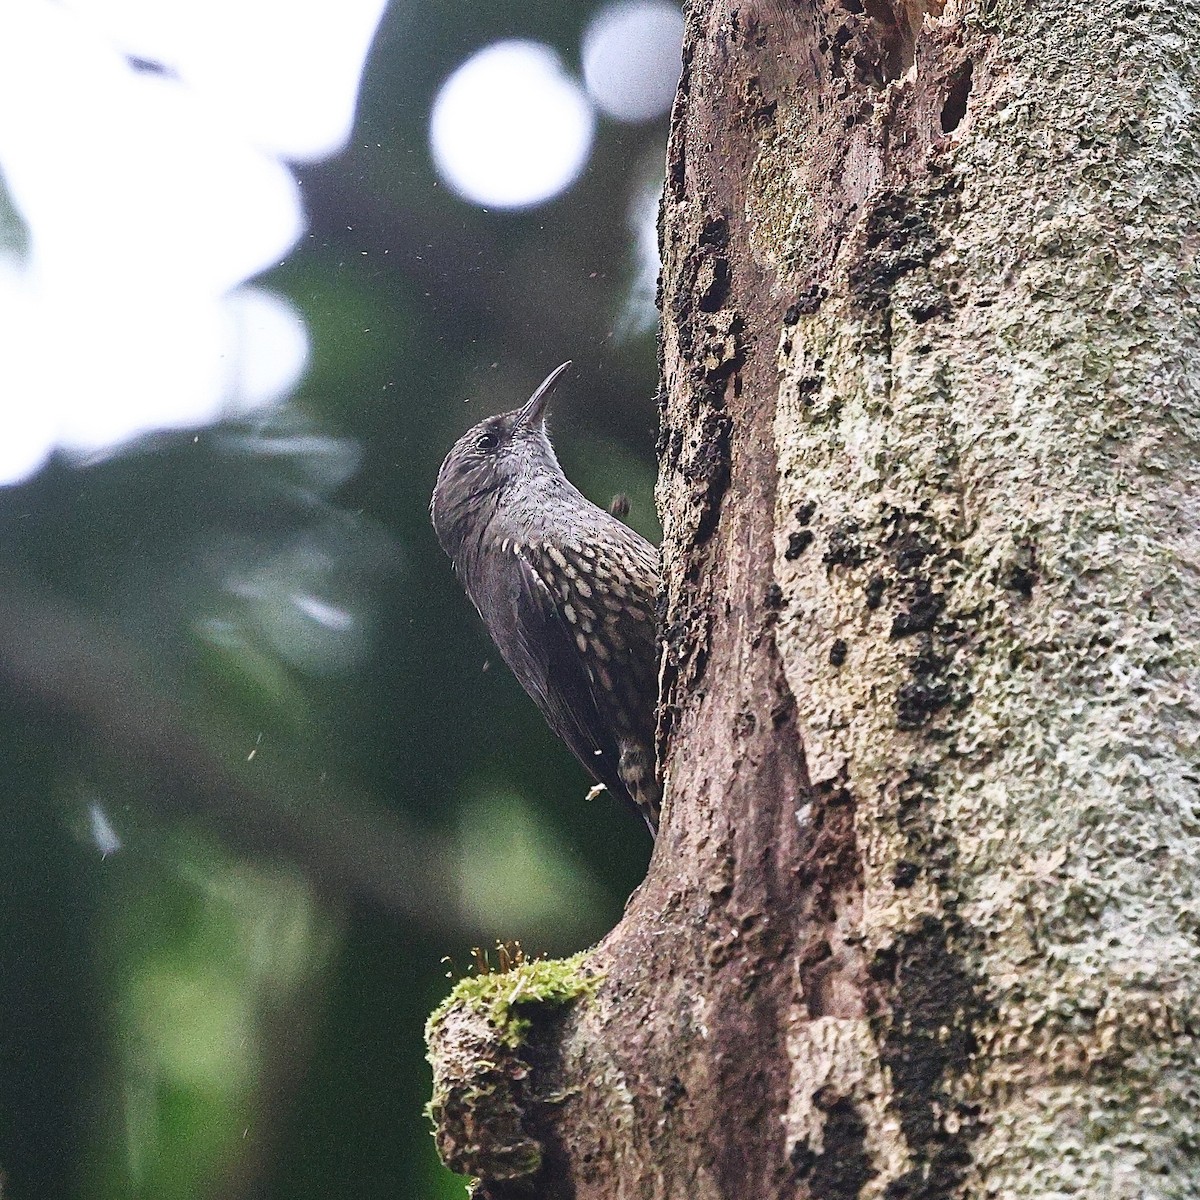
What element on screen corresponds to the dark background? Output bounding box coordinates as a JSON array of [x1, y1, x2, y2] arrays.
[[0, 3, 669, 1196]]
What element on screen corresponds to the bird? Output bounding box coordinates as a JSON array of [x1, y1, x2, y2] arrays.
[[430, 362, 661, 834]]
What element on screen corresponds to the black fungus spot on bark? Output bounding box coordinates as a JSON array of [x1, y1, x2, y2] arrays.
[[908, 286, 951, 323], [798, 1095, 876, 1200], [894, 765, 958, 890], [865, 574, 887, 609], [783, 286, 828, 324], [825, 523, 870, 569], [794, 375, 825, 406], [895, 648, 952, 729], [895, 669, 951, 727], [940, 60, 973, 134], [875, 915, 990, 1200], [699, 214, 729, 248], [764, 582, 784, 610], [891, 536, 931, 572], [795, 500, 817, 526], [790, 1142, 817, 1177], [890, 588, 945, 638], [785, 529, 814, 559], [892, 859, 919, 888], [829, 639, 848, 667], [868, 943, 897, 983], [848, 190, 940, 313], [698, 256, 731, 312], [686, 409, 732, 544], [1001, 541, 1037, 599]]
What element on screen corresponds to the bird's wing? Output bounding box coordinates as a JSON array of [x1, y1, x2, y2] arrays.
[[468, 542, 637, 816]]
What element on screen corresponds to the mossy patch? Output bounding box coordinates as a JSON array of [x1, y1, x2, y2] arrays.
[[424, 952, 601, 1184], [426, 951, 599, 1050]]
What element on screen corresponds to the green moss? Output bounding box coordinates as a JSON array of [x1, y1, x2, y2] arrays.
[[425, 951, 599, 1051], [424, 953, 602, 1184]]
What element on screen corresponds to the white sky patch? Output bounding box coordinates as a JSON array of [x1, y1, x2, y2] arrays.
[[61, 0, 387, 161], [582, 1, 683, 123], [0, 0, 386, 486], [430, 40, 596, 210], [223, 288, 312, 415]]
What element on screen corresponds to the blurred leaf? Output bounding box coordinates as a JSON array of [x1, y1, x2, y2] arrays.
[[455, 791, 607, 943]]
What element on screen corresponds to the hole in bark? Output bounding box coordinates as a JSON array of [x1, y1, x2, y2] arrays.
[[940, 60, 973, 133]]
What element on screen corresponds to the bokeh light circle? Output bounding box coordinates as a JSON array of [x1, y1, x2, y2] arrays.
[[429, 40, 595, 210], [582, 0, 683, 123]]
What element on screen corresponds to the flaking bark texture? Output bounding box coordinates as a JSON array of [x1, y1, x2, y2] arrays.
[[428, 0, 1200, 1195]]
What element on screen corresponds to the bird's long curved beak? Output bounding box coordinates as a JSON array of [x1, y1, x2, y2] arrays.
[[515, 361, 572, 430]]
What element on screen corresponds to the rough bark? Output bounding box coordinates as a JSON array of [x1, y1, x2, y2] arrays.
[[428, 0, 1200, 1195]]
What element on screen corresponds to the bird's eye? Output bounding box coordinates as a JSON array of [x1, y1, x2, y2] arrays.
[[476, 430, 500, 452]]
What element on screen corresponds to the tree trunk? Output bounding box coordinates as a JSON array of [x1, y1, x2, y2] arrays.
[[427, 0, 1200, 1195]]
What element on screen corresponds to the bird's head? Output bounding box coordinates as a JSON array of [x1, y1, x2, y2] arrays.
[[431, 361, 571, 559]]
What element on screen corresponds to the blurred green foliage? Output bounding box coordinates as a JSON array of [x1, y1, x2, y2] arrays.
[[0, 2, 668, 1197]]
